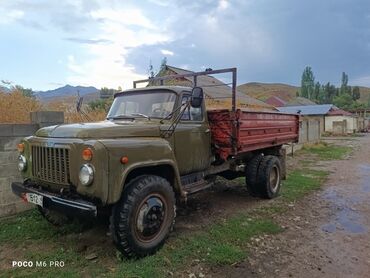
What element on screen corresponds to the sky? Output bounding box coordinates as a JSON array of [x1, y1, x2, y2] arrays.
[[0, 0, 370, 91]]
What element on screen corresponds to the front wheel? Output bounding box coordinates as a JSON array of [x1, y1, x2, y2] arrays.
[[37, 206, 72, 227], [110, 175, 176, 258]]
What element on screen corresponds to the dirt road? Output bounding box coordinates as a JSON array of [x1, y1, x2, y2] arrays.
[[211, 134, 370, 278]]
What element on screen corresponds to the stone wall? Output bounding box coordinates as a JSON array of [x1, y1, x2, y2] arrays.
[[0, 111, 64, 218]]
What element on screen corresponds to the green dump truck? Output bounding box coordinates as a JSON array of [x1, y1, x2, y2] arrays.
[[12, 68, 299, 257]]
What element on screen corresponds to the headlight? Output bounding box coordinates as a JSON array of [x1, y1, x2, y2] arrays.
[[79, 164, 94, 186], [17, 155, 27, 171]]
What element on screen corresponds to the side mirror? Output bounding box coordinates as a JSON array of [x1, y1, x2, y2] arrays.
[[191, 87, 203, 108]]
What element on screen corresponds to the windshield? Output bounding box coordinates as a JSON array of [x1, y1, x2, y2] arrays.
[[107, 90, 177, 119]]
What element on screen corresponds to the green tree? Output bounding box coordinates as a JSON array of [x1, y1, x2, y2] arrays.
[[318, 85, 326, 104], [300, 66, 315, 99], [340, 72, 352, 95], [88, 98, 113, 112], [100, 87, 117, 99], [14, 85, 35, 98], [352, 86, 360, 101], [322, 82, 337, 103], [333, 93, 354, 110], [313, 81, 321, 101]]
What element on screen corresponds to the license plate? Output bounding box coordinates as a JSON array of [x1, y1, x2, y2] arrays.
[[26, 193, 43, 207]]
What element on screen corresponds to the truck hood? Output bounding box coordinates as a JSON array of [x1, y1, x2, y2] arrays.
[[35, 121, 161, 138]]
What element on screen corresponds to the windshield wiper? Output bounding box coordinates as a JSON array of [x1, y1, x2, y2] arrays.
[[107, 114, 135, 120], [130, 113, 151, 120]]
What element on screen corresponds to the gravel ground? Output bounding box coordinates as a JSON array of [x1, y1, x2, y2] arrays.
[[210, 134, 370, 278]]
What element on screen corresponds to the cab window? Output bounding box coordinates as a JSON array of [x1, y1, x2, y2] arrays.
[[181, 95, 203, 121]]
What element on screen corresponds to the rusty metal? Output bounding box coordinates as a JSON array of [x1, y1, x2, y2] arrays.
[[208, 110, 299, 160], [133, 68, 237, 114]]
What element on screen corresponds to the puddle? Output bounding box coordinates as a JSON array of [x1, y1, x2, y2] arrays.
[[321, 164, 370, 234]]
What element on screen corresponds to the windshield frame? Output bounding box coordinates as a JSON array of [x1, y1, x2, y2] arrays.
[[107, 89, 178, 120]]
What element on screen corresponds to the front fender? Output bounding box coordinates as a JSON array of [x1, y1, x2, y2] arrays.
[[100, 138, 182, 204]]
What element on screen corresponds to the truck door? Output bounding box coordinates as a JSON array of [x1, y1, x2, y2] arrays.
[[174, 94, 211, 175]]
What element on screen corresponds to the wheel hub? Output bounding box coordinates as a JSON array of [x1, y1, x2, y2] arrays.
[[270, 165, 280, 192], [136, 196, 165, 239]]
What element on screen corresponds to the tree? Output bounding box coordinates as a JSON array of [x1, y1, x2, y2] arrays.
[[14, 85, 34, 98], [160, 57, 167, 72], [352, 86, 360, 101], [333, 93, 354, 110], [148, 60, 155, 78], [313, 81, 321, 101], [100, 87, 116, 99], [340, 72, 352, 96], [300, 66, 315, 99], [318, 85, 326, 104]]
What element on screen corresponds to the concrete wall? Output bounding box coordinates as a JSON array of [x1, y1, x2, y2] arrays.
[[298, 116, 323, 144], [0, 111, 64, 218], [325, 115, 358, 134]]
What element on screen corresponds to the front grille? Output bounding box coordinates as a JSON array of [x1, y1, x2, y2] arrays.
[[31, 146, 70, 185]]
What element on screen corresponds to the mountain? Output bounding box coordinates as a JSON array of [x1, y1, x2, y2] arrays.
[[358, 86, 370, 103], [34, 85, 100, 102], [237, 82, 299, 102]]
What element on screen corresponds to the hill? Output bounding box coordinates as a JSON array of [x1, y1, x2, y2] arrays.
[[358, 86, 370, 103], [238, 82, 370, 106], [237, 82, 299, 102], [35, 85, 99, 102]]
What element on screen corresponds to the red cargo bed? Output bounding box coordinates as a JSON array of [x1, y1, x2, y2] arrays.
[[207, 109, 299, 160]]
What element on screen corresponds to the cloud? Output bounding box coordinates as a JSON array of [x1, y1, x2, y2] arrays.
[[64, 7, 172, 88], [0, 9, 24, 25], [218, 0, 229, 10], [90, 8, 154, 29], [160, 49, 174, 56], [2, 0, 370, 89], [64, 37, 112, 44]]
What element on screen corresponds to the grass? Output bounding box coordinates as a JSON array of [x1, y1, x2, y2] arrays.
[[281, 169, 329, 201], [0, 211, 281, 278], [115, 216, 281, 277], [0, 141, 352, 277], [0, 210, 83, 245], [300, 142, 352, 160]]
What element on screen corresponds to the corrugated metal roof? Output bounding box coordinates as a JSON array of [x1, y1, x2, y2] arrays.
[[277, 104, 334, 115]]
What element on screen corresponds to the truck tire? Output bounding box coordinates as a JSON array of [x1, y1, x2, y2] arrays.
[[257, 155, 282, 199], [110, 175, 176, 258], [37, 206, 72, 227], [245, 154, 263, 196]]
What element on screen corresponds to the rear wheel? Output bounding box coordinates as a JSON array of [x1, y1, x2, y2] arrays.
[[245, 154, 263, 196], [110, 175, 176, 258], [257, 155, 282, 199]]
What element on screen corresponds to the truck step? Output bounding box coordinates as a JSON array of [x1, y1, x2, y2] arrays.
[[183, 179, 213, 194]]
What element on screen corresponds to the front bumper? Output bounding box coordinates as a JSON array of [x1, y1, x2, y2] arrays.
[[11, 182, 97, 218]]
